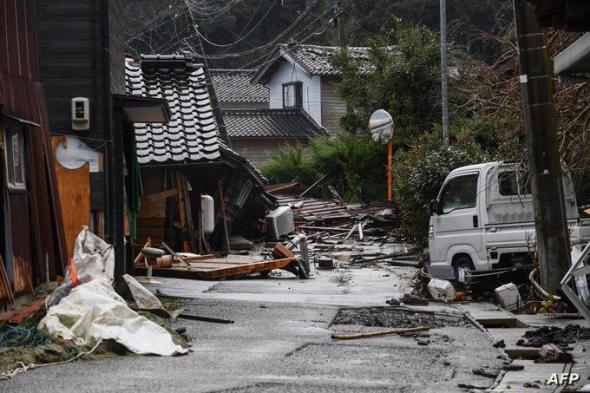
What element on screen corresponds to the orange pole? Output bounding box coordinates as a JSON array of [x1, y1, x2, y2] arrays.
[[387, 141, 393, 201]]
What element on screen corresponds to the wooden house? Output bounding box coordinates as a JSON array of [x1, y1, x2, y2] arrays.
[[34, 0, 169, 278], [251, 44, 374, 137], [0, 0, 66, 307], [211, 69, 326, 167]]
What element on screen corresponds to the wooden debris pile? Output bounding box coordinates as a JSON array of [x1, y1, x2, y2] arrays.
[[273, 193, 422, 268]]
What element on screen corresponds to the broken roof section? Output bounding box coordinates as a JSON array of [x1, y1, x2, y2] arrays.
[[223, 108, 327, 139], [210, 69, 269, 105], [125, 53, 221, 165], [252, 44, 375, 84], [125, 53, 267, 184]]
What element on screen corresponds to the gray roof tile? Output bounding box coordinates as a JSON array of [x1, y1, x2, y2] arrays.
[[210, 69, 269, 104], [125, 54, 222, 165], [223, 109, 327, 139], [285, 45, 373, 77]]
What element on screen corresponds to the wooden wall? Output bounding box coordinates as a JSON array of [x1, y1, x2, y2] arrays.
[[320, 78, 347, 137], [0, 0, 66, 303], [36, 0, 106, 139], [230, 138, 307, 168]]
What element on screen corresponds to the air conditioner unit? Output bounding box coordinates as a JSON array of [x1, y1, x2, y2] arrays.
[[266, 206, 295, 240]]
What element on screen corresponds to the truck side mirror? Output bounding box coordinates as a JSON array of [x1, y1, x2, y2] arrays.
[[429, 199, 439, 215]]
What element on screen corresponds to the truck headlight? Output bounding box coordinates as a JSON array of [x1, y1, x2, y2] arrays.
[[428, 225, 434, 239]]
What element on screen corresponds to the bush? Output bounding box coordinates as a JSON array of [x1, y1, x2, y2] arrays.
[[259, 144, 316, 186], [394, 134, 487, 245], [262, 135, 386, 203]]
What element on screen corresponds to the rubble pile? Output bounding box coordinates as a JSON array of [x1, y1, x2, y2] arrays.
[[275, 194, 420, 269], [517, 324, 590, 348], [332, 306, 466, 329]]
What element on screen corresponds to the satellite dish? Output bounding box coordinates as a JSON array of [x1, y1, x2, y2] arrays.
[[368, 109, 394, 144]]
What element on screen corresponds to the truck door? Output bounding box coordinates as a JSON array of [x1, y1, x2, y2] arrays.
[[432, 173, 483, 263]]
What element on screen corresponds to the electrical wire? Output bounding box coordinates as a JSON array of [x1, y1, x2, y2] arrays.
[[236, 12, 332, 70], [194, 0, 277, 48], [186, 0, 324, 60]]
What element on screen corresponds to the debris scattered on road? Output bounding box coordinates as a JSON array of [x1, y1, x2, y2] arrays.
[[495, 283, 522, 311], [400, 293, 429, 306], [503, 363, 525, 371], [472, 367, 501, 378], [517, 324, 590, 348], [493, 340, 506, 348], [177, 313, 235, 324], [428, 278, 456, 301], [332, 306, 466, 329], [537, 343, 573, 363]]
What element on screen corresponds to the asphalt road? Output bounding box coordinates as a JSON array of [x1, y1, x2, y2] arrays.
[[1, 265, 503, 393]]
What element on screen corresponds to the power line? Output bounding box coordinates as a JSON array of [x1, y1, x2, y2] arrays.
[[188, 0, 322, 60], [194, 0, 277, 48], [233, 12, 332, 70]]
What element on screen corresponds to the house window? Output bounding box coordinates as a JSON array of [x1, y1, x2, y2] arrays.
[[282, 82, 302, 109], [4, 127, 26, 190]]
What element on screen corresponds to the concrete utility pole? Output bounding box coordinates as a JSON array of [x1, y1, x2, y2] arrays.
[[513, 0, 571, 293], [439, 0, 449, 144], [335, 1, 347, 55], [184, 1, 231, 146]]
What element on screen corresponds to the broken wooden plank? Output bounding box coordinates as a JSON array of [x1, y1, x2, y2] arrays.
[[135, 257, 297, 280], [299, 226, 351, 232], [266, 182, 300, 194], [0, 297, 47, 324], [273, 243, 295, 259], [331, 326, 430, 340], [178, 313, 234, 324]]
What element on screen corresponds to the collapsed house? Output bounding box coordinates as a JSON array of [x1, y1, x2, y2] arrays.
[[125, 54, 276, 256]]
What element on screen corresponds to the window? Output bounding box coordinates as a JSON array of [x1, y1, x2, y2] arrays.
[[498, 171, 531, 196], [439, 174, 478, 214], [4, 127, 26, 190], [282, 82, 302, 109]]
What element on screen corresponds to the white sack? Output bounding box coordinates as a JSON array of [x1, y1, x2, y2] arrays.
[[39, 228, 188, 356]]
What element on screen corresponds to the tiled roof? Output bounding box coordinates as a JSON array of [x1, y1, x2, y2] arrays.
[[210, 69, 269, 104], [284, 45, 373, 77], [252, 44, 387, 84], [125, 54, 221, 165], [222, 109, 327, 139]]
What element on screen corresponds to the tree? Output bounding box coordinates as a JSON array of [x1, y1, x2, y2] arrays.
[[332, 25, 441, 146]]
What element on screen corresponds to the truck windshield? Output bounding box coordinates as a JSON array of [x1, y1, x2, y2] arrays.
[[439, 174, 478, 214]]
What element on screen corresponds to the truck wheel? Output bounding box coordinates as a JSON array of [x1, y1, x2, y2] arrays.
[[453, 256, 474, 284]]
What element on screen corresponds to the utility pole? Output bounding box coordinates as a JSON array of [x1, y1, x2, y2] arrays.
[[439, 0, 449, 144], [513, 0, 571, 293], [184, 1, 231, 146], [334, 1, 347, 55]]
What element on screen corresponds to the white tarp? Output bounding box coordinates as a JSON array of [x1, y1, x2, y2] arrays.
[[38, 229, 188, 356]]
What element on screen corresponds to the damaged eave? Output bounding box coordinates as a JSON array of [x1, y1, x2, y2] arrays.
[[554, 33, 590, 80], [0, 105, 41, 128], [113, 94, 171, 124]]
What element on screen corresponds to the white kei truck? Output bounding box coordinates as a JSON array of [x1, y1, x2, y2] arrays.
[[427, 162, 590, 282]]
